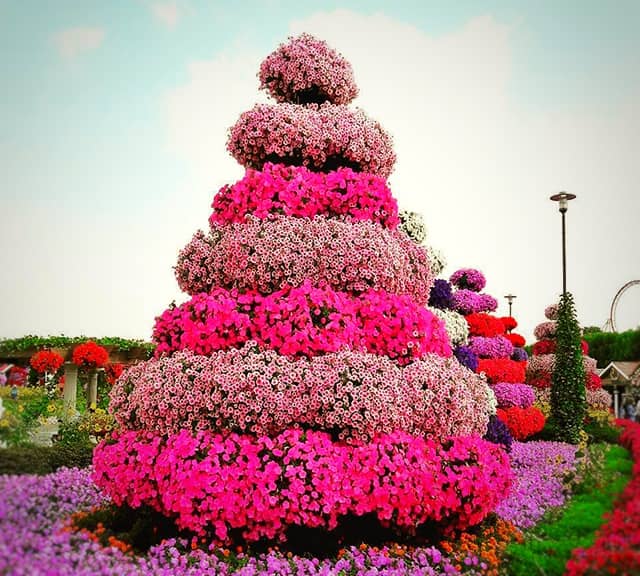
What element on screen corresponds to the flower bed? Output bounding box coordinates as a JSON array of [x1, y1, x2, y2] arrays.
[[451, 291, 498, 315], [227, 103, 396, 178], [466, 314, 506, 338], [109, 347, 493, 441], [152, 283, 451, 362], [209, 163, 399, 227], [491, 383, 535, 409], [477, 359, 526, 384], [93, 429, 511, 543], [468, 336, 513, 359], [496, 407, 545, 441], [176, 216, 432, 302]]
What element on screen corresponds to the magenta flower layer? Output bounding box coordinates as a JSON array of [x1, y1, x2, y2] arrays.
[[449, 269, 486, 292], [153, 283, 451, 362], [176, 216, 432, 303], [259, 33, 358, 105], [227, 103, 396, 178], [491, 383, 535, 409], [495, 441, 579, 529], [468, 336, 514, 359], [93, 428, 511, 543], [451, 290, 498, 315], [110, 347, 492, 442], [534, 321, 557, 341], [210, 163, 399, 227]]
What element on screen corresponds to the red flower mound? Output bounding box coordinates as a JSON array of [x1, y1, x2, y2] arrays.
[[565, 420, 640, 575], [72, 341, 109, 368], [93, 428, 511, 543], [500, 316, 518, 331], [496, 406, 545, 440], [105, 363, 124, 386], [532, 339, 556, 355], [586, 372, 603, 390], [504, 333, 525, 348], [477, 359, 526, 384], [466, 313, 506, 338], [30, 350, 64, 374], [527, 371, 552, 389]]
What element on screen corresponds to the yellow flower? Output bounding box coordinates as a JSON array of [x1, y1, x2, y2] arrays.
[[18, 405, 24, 413], [47, 404, 56, 413], [0, 418, 9, 428]]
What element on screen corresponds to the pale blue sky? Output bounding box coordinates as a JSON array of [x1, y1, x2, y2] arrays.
[[1, 1, 639, 341]]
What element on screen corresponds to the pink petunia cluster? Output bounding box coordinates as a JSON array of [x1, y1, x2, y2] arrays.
[[534, 321, 556, 341], [468, 336, 514, 359], [259, 33, 358, 105], [110, 347, 492, 442], [449, 269, 486, 292], [526, 354, 597, 380], [93, 428, 511, 543], [450, 290, 498, 315], [152, 283, 451, 363], [491, 383, 535, 409], [176, 216, 433, 302], [227, 103, 396, 178], [209, 163, 399, 228]]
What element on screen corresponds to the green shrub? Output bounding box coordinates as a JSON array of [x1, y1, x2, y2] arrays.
[[583, 328, 640, 368], [0, 442, 94, 475]]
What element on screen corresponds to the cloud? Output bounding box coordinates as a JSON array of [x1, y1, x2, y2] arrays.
[[53, 27, 105, 59], [163, 10, 638, 341], [151, 1, 182, 28]]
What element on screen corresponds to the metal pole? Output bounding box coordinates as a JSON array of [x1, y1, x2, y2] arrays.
[[561, 210, 567, 295], [508, 301, 512, 316]]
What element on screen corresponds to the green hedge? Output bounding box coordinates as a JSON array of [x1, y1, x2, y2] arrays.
[[0, 335, 154, 355], [583, 328, 640, 368], [0, 442, 94, 475]]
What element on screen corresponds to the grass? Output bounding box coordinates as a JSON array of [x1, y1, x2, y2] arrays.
[[504, 442, 633, 576]]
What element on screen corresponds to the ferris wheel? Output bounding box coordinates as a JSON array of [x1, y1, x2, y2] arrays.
[[603, 280, 640, 332]]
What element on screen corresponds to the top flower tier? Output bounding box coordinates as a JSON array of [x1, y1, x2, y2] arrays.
[[259, 33, 358, 105]]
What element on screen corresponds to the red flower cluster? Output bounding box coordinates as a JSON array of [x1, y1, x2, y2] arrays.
[[72, 341, 109, 369], [7, 366, 28, 387], [586, 372, 602, 390], [29, 350, 64, 374], [496, 406, 546, 440], [504, 333, 525, 348], [104, 363, 124, 386], [500, 316, 517, 331], [477, 359, 526, 384], [532, 338, 588, 356], [565, 420, 640, 575], [466, 313, 506, 338], [528, 372, 552, 389]]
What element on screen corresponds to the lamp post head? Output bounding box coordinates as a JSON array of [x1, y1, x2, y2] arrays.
[[550, 191, 576, 213], [504, 294, 517, 304]]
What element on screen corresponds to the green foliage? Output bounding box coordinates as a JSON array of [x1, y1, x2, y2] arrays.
[[56, 418, 92, 446], [582, 326, 602, 335], [505, 443, 632, 576], [583, 420, 622, 445], [0, 386, 55, 446], [0, 442, 94, 474], [0, 334, 154, 355], [551, 292, 586, 444], [583, 328, 640, 368]]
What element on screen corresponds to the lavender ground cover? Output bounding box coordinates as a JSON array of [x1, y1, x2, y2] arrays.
[[0, 468, 486, 575], [495, 441, 580, 529]]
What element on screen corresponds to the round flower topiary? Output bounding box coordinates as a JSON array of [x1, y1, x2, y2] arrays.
[[30, 350, 64, 374], [72, 341, 109, 369], [259, 33, 358, 105]]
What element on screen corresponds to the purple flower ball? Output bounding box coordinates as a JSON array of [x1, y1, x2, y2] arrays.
[[511, 347, 528, 362], [428, 279, 453, 310], [484, 414, 513, 452], [454, 345, 478, 372]]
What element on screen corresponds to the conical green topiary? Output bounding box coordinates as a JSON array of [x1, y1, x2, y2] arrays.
[[551, 292, 586, 443]]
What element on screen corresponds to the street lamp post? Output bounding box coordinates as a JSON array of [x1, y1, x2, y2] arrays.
[[504, 294, 517, 317], [550, 192, 576, 295]]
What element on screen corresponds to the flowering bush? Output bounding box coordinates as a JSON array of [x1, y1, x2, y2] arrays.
[[29, 350, 64, 374], [7, 366, 28, 387], [534, 339, 588, 355], [535, 388, 612, 414], [477, 359, 526, 384], [104, 363, 124, 386], [430, 308, 469, 346], [511, 347, 528, 362], [528, 371, 552, 389], [228, 103, 396, 178], [454, 345, 478, 372], [428, 279, 453, 310], [93, 428, 511, 543], [398, 210, 427, 244], [468, 336, 514, 359], [483, 415, 513, 452], [496, 407, 545, 441], [426, 246, 446, 277], [153, 283, 451, 363], [492, 383, 535, 409], [500, 316, 517, 331], [259, 33, 358, 105], [545, 303, 559, 320], [527, 354, 597, 380], [586, 371, 603, 390], [495, 441, 579, 529], [110, 347, 493, 442], [449, 269, 486, 292], [176, 216, 433, 303], [466, 313, 505, 338], [451, 290, 498, 315], [534, 321, 556, 341], [504, 332, 525, 348], [72, 341, 109, 369], [209, 163, 399, 228]]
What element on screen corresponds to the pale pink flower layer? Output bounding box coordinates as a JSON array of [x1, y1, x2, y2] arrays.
[[176, 216, 432, 303], [535, 388, 612, 412], [92, 428, 511, 543], [227, 103, 396, 178], [110, 347, 492, 442], [209, 163, 399, 228], [526, 354, 597, 379], [259, 33, 358, 105], [153, 283, 451, 363]]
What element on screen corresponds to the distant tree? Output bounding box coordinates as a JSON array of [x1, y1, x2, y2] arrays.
[[583, 326, 602, 335], [551, 292, 586, 444]]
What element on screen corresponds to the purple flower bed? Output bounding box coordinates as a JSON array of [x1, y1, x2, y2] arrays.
[[0, 468, 488, 575], [495, 441, 579, 529]]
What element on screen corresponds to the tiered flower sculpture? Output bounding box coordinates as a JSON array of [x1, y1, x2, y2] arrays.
[[92, 34, 511, 546], [529, 304, 612, 423]]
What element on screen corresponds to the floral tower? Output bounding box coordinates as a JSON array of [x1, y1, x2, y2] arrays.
[[529, 303, 612, 424], [92, 34, 510, 546]]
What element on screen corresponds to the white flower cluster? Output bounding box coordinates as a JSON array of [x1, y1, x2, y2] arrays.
[[486, 385, 498, 415], [429, 307, 469, 346], [426, 246, 446, 277], [399, 210, 427, 244]]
